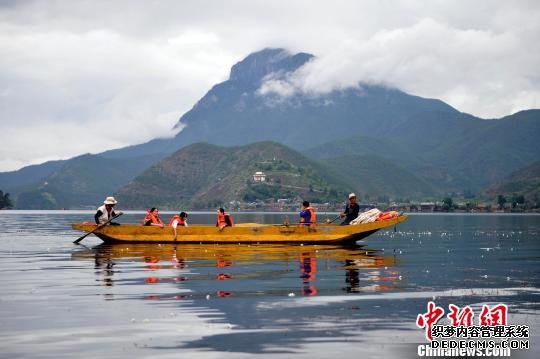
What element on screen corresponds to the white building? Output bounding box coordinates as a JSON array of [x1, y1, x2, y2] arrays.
[[253, 171, 266, 182]]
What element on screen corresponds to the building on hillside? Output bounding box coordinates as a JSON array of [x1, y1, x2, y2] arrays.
[[253, 171, 266, 182], [472, 203, 490, 212], [420, 202, 436, 212]]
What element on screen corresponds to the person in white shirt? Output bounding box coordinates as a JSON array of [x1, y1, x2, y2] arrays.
[[94, 196, 122, 225]]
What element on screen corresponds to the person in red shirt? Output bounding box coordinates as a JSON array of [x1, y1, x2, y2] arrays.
[[216, 208, 233, 231]]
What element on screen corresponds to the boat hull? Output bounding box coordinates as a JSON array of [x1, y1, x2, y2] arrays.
[[72, 215, 408, 244]]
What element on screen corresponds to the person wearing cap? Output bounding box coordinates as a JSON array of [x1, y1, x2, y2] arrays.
[[94, 196, 122, 225], [340, 193, 360, 225]]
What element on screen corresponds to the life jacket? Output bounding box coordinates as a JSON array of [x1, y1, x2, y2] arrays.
[[300, 207, 317, 225], [217, 213, 234, 227], [168, 215, 186, 226], [376, 211, 399, 221], [143, 210, 163, 225]]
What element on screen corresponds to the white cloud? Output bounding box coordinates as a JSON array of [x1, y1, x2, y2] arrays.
[[0, 0, 539, 171], [0, 19, 236, 170], [260, 16, 540, 117]]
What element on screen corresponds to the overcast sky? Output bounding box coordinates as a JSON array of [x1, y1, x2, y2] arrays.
[[1, 0, 539, 171]]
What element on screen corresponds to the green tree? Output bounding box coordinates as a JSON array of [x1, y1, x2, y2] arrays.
[[329, 187, 338, 197], [0, 190, 13, 209], [512, 195, 525, 208], [442, 197, 454, 211], [497, 195, 507, 209]]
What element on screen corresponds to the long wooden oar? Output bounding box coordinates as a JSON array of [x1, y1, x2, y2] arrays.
[[73, 213, 123, 244], [326, 215, 341, 224], [271, 214, 342, 227]]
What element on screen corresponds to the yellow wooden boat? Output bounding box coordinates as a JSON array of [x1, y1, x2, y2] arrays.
[[72, 215, 408, 244]]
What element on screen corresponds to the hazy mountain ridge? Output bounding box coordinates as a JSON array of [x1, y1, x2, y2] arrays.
[[307, 108, 540, 193], [0, 159, 66, 193], [14, 153, 161, 209], [484, 160, 540, 202]]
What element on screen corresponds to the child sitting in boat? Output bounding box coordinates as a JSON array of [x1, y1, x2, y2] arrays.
[[169, 211, 188, 227], [142, 207, 164, 228], [169, 211, 188, 240], [216, 208, 233, 230], [299, 201, 316, 226]]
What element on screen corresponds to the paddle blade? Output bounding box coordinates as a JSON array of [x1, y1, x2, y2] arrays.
[[73, 232, 91, 244]]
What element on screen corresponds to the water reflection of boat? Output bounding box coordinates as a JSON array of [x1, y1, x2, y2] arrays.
[[73, 243, 400, 296], [71, 242, 397, 266], [71, 216, 408, 244]]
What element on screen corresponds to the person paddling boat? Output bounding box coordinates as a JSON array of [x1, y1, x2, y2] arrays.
[[95, 196, 122, 225], [340, 193, 360, 225]]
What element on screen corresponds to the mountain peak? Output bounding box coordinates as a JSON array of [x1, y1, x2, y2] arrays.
[[229, 48, 313, 84]]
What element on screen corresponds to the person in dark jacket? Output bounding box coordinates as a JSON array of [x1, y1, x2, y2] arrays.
[[340, 193, 360, 225]]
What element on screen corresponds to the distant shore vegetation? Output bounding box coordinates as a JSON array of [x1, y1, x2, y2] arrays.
[[0, 190, 13, 209]]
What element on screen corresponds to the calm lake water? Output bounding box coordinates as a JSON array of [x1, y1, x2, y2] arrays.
[[0, 211, 538, 358]]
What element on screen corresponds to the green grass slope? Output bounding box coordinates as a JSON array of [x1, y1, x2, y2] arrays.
[[117, 141, 352, 209], [484, 160, 540, 201], [320, 154, 439, 200]]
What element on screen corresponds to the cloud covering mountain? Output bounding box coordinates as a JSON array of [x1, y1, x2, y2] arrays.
[[1, 0, 539, 170]]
